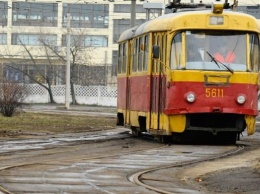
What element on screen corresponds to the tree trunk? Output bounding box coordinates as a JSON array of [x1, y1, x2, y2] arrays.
[[70, 82, 77, 105], [47, 81, 55, 103]]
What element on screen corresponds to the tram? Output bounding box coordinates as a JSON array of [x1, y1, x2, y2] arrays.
[[116, 1, 260, 143]]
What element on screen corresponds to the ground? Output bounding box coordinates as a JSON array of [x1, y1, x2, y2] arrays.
[[0, 108, 259, 193]]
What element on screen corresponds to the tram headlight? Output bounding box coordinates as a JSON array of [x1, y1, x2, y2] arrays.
[[186, 92, 196, 103], [237, 94, 246, 105]]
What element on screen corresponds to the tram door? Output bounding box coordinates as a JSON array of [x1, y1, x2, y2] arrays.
[[125, 41, 132, 126], [150, 34, 166, 131]]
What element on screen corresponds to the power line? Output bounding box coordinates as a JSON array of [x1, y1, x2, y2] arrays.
[[249, 0, 257, 5], [238, 0, 260, 5]]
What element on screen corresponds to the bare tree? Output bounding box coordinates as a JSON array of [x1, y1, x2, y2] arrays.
[[39, 33, 95, 105], [69, 35, 94, 104], [0, 80, 27, 117], [2, 59, 57, 103], [0, 31, 94, 104], [0, 34, 62, 103]]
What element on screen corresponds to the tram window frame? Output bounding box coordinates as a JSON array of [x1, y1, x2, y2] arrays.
[[170, 32, 183, 70], [117, 42, 127, 74], [157, 36, 161, 73], [132, 38, 138, 72], [122, 43, 127, 73], [138, 37, 144, 71], [152, 36, 156, 73], [249, 33, 260, 72], [143, 34, 149, 71], [118, 43, 123, 74], [152, 35, 161, 73], [161, 34, 166, 73]]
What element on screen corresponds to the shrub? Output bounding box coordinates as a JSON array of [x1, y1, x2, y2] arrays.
[[0, 81, 27, 117]]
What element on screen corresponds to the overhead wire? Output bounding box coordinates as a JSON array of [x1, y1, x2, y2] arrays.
[[238, 0, 260, 5]]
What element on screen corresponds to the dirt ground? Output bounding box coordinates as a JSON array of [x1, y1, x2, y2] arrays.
[[1, 130, 259, 193], [200, 166, 259, 193], [180, 135, 260, 194], [0, 106, 259, 193]]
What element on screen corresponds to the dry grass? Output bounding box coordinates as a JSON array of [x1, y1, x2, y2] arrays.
[[0, 112, 117, 136]]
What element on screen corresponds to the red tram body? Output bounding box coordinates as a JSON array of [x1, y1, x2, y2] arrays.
[[117, 3, 260, 143]]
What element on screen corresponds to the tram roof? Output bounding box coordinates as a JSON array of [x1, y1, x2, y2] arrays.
[[118, 10, 259, 43]]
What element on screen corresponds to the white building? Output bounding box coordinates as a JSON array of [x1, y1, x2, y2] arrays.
[[0, 0, 164, 86], [1, 0, 256, 87]]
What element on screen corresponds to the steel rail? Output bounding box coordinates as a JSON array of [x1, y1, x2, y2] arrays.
[[129, 144, 245, 194], [0, 136, 167, 194]]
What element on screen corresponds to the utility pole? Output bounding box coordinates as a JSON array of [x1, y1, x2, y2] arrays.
[[65, 12, 71, 109], [131, 0, 136, 27], [143, 3, 164, 21]]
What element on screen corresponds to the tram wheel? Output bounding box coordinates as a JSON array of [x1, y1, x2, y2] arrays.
[[218, 132, 237, 144], [226, 132, 237, 144], [131, 127, 140, 137], [159, 135, 171, 145]]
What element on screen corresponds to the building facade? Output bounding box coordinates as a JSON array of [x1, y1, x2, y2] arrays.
[[1, 0, 257, 87], [236, 5, 260, 19], [0, 0, 163, 86]]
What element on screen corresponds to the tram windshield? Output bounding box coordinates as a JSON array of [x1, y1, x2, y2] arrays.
[[170, 30, 260, 72]]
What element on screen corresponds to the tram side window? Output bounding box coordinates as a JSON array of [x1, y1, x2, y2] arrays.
[[122, 43, 127, 73], [133, 39, 138, 72], [118, 44, 123, 74], [154, 34, 165, 73], [143, 35, 149, 71], [118, 43, 127, 74], [161, 34, 166, 72], [250, 34, 260, 72], [138, 37, 144, 71], [153, 37, 161, 73], [170, 33, 182, 69]]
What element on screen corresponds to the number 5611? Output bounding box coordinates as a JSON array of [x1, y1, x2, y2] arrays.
[[205, 88, 224, 97]]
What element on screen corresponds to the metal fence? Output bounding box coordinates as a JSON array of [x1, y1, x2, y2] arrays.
[[24, 84, 117, 107]]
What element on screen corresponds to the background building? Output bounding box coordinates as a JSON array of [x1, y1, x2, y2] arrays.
[[236, 5, 260, 19], [0, 0, 163, 87], [0, 0, 259, 87]]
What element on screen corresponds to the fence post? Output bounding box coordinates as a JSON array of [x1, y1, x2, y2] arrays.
[[97, 86, 101, 105]]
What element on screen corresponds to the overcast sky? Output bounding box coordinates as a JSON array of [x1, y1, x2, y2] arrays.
[[179, 0, 260, 6]]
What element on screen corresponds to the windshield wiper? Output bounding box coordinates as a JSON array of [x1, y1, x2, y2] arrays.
[[218, 61, 234, 73], [206, 51, 220, 68], [206, 51, 233, 74]]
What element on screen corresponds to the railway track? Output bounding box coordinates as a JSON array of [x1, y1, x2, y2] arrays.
[[0, 106, 255, 193], [0, 129, 163, 194], [0, 128, 250, 194], [129, 144, 245, 194]]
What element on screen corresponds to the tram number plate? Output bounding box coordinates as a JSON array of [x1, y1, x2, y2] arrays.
[[205, 88, 224, 97]]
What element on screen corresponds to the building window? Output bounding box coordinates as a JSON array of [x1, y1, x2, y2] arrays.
[[78, 66, 106, 85], [112, 50, 118, 76], [114, 4, 145, 13], [5, 67, 23, 82], [85, 36, 108, 47], [0, 34, 7, 45], [236, 6, 260, 19], [63, 4, 109, 28], [12, 34, 57, 46], [62, 35, 108, 47], [113, 19, 145, 43], [4, 63, 66, 85], [0, 1, 8, 27], [12, 2, 58, 27]]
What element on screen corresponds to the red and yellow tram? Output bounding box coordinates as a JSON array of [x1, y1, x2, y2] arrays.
[[116, 2, 260, 143]]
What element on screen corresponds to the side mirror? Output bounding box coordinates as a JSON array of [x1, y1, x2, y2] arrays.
[[152, 45, 160, 59]]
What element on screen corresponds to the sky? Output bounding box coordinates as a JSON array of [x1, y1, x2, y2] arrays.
[[179, 0, 260, 6]]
